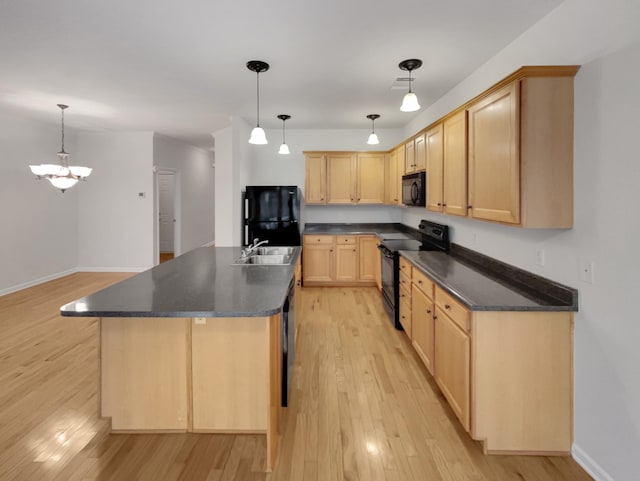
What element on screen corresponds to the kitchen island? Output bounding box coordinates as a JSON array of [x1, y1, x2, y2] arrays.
[[61, 246, 301, 471]]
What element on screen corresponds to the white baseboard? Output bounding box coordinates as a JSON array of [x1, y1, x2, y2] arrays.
[[0, 268, 78, 297], [573, 444, 616, 481], [76, 267, 146, 273], [203, 240, 216, 247]]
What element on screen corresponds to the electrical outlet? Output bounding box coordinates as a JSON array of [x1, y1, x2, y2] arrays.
[[535, 249, 545, 266], [579, 259, 595, 284]]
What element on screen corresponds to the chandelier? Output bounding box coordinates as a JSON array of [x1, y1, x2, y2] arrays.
[[29, 104, 92, 192]]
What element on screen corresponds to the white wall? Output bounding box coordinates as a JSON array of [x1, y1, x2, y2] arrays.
[[400, 2, 640, 479], [0, 110, 78, 294], [76, 132, 154, 271], [153, 135, 215, 256]]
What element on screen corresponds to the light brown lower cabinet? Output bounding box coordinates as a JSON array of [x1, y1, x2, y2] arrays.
[[402, 256, 573, 454], [303, 234, 378, 286], [434, 306, 471, 431], [411, 285, 435, 375]]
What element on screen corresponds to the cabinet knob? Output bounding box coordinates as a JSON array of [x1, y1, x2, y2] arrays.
[[418, 280, 423, 284], [444, 304, 451, 310], [467, 205, 473, 209], [437, 203, 441, 206], [353, 249, 356, 252], [393, 198, 398, 201], [434, 315, 438, 320], [442, 203, 447, 207], [426, 309, 431, 314]]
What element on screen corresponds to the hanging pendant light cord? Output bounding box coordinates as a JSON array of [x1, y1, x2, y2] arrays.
[[256, 73, 260, 127], [282, 120, 286, 143], [408, 70, 413, 94], [60, 107, 66, 154]]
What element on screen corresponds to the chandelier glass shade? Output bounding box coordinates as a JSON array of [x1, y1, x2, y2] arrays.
[[29, 104, 92, 192]]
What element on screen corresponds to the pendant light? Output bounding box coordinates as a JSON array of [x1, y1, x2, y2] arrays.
[[247, 60, 269, 144], [277, 114, 291, 154], [29, 104, 92, 193], [366, 114, 380, 145], [399, 59, 422, 112]]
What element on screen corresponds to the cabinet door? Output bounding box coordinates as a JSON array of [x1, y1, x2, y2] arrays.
[[358, 236, 379, 282], [356, 153, 385, 204], [405, 139, 415, 173], [443, 110, 468, 216], [468, 82, 520, 224], [304, 154, 326, 204], [397, 144, 406, 179], [425, 124, 444, 212], [385, 151, 399, 205], [327, 154, 357, 204], [399, 296, 412, 338], [414, 133, 426, 171], [411, 286, 435, 375], [303, 243, 334, 282], [434, 307, 470, 431], [335, 244, 358, 281]]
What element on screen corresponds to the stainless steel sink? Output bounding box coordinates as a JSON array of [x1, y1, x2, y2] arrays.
[[233, 254, 293, 265], [256, 246, 295, 256]]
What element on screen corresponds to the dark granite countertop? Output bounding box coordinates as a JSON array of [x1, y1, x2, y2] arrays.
[[60, 246, 301, 318], [400, 250, 578, 312], [303, 222, 577, 312], [304, 222, 421, 238]]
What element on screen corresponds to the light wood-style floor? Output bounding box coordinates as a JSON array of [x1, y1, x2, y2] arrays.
[[0, 274, 593, 481]]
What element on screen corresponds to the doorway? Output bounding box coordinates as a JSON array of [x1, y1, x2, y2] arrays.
[[158, 171, 177, 263]]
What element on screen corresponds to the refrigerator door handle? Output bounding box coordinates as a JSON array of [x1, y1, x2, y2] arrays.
[[244, 197, 249, 220], [244, 225, 249, 246]]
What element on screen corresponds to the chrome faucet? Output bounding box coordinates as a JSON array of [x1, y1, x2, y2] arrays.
[[241, 238, 269, 258]]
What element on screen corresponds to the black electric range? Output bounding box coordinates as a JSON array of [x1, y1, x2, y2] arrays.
[[377, 220, 450, 329]]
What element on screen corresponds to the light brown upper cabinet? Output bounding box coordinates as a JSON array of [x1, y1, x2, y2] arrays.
[[356, 153, 386, 204], [467, 83, 519, 224], [405, 134, 426, 174], [443, 110, 468, 216], [404, 138, 415, 173], [467, 69, 577, 227], [425, 123, 444, 212], [327, 153, 357, 204], [414, 133, 426, 171], [304, 153, 326, 204], [385, 149, 401, 205]]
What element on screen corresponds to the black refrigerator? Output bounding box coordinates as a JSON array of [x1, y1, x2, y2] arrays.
[[243, 186, 301, 246]]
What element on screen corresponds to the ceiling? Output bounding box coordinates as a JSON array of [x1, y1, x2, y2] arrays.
[[0, 0, 563, 150]]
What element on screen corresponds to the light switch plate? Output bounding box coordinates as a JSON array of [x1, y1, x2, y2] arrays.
[[579, 259, 595, 284]]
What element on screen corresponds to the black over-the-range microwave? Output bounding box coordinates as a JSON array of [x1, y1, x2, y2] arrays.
[[402, 171, 426, 207]]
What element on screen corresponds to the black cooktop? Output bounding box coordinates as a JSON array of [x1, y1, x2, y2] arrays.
[[379, 220, 450, 254], [379, 239, 426, 252]]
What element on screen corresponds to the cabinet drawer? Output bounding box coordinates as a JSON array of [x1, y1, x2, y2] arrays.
[[304, 235, 334, 245], [399, 256, 412, 278], [435, 286, 469, 332], [399, 298, 412, 337], [336, 235, 357, 245], [412, 268, 434, 299], [399, 282, 411, 304], [399, 271, 411, 291]]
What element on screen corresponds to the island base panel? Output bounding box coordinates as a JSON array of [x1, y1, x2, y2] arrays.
[[471, 311, 573, 453], [100, 317, 190, 431]]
